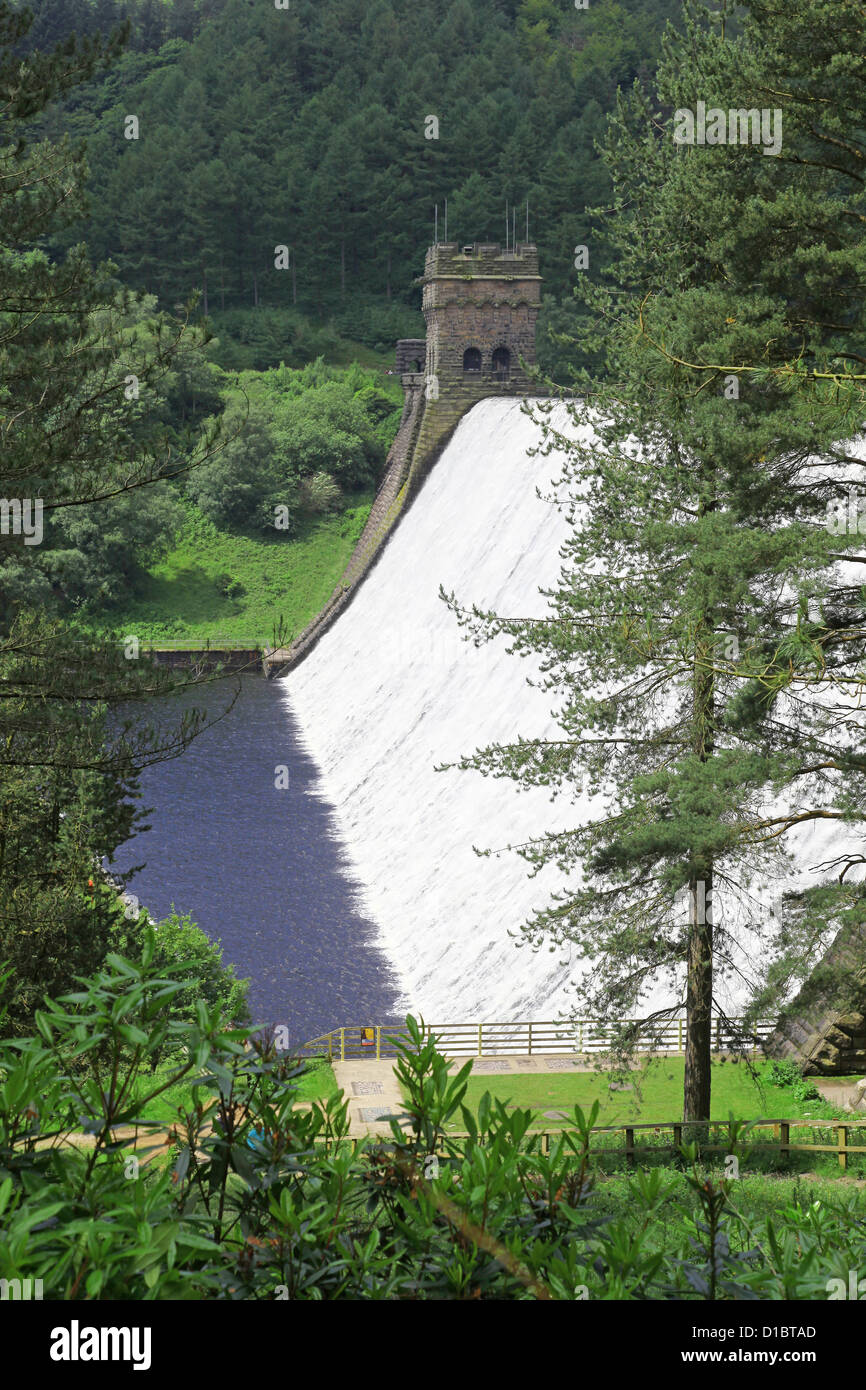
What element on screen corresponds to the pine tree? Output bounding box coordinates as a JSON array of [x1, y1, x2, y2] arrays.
[[446, 0, 866, 1122]]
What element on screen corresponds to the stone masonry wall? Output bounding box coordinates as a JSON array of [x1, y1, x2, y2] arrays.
[[766, 918, 866, 1075], [267, 374, 426, 674]]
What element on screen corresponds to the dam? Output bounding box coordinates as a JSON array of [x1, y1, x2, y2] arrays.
[[286, 397, 584, 1021], [120, 389, 865, 1058], [283, 389, 866, 1042], [121, 238, 865, 1066]]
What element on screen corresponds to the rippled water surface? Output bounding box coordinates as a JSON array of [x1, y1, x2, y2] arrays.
[[112, 675, 401, 1045]]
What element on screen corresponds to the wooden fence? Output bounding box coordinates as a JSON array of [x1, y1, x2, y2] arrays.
[[322, 1118, 866, 1170], [539, 1118, 866, 1170], [301, 1017, 776, 1062], [449, 1118, 866, 1170]]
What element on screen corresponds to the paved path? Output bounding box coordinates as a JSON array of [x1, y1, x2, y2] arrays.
[[333, 1053, 600, 1137], [332, 1058, 411, 1137], [814, 1079, 865, 1111]]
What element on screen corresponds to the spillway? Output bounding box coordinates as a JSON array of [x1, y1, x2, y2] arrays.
[[285, 398, 864, 1025], [286, 398, 586, 1021]]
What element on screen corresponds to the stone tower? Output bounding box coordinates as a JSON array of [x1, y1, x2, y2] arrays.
[[422, 241, 541, 402], [391, 241, 543, 497]]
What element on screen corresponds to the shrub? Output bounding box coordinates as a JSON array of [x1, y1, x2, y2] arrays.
[[108, 910, 250, 1064], [765, 1059, 821, 1102], [297, 472, 342, 515], [185, 407, 296, 533], [2, 955, 862, 1300]]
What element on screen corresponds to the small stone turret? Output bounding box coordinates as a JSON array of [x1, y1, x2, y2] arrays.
[[395, 339, 426, 374]]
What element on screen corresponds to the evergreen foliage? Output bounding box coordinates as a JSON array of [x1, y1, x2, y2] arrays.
[[0, 1, 232, 1031], [2, 959, 864, 1299], [13, 0, 683, 373], [445, 0, 866, 1121]]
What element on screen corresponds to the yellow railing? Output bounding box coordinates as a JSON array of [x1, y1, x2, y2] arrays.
[[299, 1017, 776, 1062]]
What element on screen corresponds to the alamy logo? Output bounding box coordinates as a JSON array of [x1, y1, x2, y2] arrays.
[[49, 1321, 152, 1371], [826, 1271, 866, 1300], [825, 491, 866, 535], [0, 1277, 43, 1300], [0, 497, 43, 545], [673, 102, 782, 157]]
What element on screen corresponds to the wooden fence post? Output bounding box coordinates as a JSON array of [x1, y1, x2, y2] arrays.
[[780, 1121, 789, 1158], [678, 1018, 683, 1051], [376, 1026, 381, 1060], [673, 1124, 682, 1153], [838, 1125, 848, 1171], [478, 1022, 483, 1056], [340, 1028, 345, 1063], [625, 1127, 635, 1168], [528, 1021, 533, 1056]]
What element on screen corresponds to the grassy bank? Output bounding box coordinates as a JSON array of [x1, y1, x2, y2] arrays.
[[445, 1059, 859, 1128], [84, 496, 373, 647], [582, 1169, 866, 1265], [134, 1056, 339, 1125]]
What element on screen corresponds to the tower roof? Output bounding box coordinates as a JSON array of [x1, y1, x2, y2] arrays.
[[420, 242, 541, 283]]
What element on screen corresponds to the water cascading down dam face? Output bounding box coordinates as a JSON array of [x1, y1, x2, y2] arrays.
[[285, 398, 865, 1026], [286, 399, 587, 1022]]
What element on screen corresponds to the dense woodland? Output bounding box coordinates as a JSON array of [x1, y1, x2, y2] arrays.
[[0, 0, 689, 624], [14, 0, 682, 364]]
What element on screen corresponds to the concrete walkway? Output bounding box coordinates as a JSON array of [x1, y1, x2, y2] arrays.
[[333, 1053, 599, 1137], [332, 1058, 412, 1137]]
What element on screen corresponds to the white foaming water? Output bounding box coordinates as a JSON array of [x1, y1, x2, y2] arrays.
[[285, 399, 864, 1022]]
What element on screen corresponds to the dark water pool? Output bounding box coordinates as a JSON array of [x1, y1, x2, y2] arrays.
[[111, 674, 402, 1046]]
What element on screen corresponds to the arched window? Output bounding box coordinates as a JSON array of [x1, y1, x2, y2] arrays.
[[492, 346, 511, 376], [463, 347, 482, 373]]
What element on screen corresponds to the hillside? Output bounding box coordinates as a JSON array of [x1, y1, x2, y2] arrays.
[[18, 0, 683, 373]]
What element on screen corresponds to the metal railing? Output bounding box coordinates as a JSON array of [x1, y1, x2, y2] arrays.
[[300, 1017, 776, 1063]]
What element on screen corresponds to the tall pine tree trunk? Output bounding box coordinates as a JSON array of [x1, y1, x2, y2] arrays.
[[683, 635, 715, 1125], [684, 867, 713, 1123]]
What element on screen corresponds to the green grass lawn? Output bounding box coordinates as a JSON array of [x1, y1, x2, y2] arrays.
[[432, 1060, 866, 1177], [445, 1059, 861, 1129], [83, 497, 373, 646], [132, 1055, 339, 1125]]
